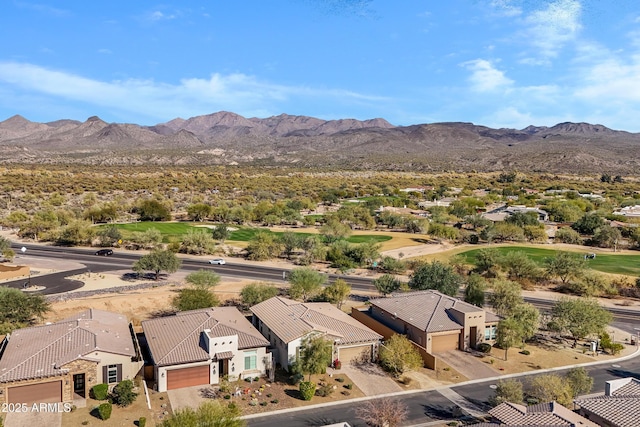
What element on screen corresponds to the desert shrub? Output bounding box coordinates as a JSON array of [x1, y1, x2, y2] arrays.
[[316, 383, 334, 397], [260, 401, 268, 406], [477, 343, 492, 353], [138, 417, 146, 427], [97, 402, 112, 420], [299, 381, 316, 401], [345, 383, 353, 390], [519, 350, 530, 355], [399, 376, 412, 385], [111, 379, 137, 407], [289, 372, 304, 385], [224, 395, 231, 400], [335, 377, 345, 383], [91, 383, 109, 400]]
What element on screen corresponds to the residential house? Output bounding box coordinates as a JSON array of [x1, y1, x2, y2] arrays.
[[0, 309, 142, 404], [575, 377, 640, 427], [366, 290, 500, 353], [142, 307, 270, 392], [613, 205, 640, 218], [467, 401, 598, 426], [250, 296, 382, 369]]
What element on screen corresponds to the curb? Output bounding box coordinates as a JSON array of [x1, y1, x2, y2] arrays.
[[242, 345, 640, 421]]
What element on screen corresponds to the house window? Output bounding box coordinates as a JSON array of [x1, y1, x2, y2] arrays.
[[484, 325, 497, 340], [244, 350, 257, 370], [107, 364, 118, 384]]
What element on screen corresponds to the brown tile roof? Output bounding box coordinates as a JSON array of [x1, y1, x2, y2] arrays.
[[489, 401, 598, 427], [250, 297, 382, 345], [0, 309, 135, 382], [369, 290, 494, 333], [574, 378, 640, 427], [142, 307, 269, 367], [215, 351, 234, 360]]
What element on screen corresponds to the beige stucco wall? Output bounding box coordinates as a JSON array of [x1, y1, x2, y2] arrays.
[[95, 352, 142, 384]]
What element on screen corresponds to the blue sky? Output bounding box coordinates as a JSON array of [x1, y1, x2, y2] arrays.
[[1, 1, 640, 131]]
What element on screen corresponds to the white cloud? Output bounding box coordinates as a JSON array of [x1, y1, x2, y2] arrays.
[[489, 0, 521, 17], [97, 49, 112, 55], [524, 0, 582, 59], [0, 62, 386, 122], [462, 59, 513, 92], [148, 11, 175, 21]]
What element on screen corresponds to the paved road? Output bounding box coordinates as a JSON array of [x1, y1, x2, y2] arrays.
[[245, 352, 640, 426]]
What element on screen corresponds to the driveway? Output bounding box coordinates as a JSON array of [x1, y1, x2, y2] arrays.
[[337, 363, 402, 396], [5, 410, 62, 427], [168, 385, 214, 411], [439, 350, 499, 379]]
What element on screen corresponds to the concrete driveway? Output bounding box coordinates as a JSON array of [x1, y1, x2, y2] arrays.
[[5, 410, 62, 427], [337, 363, 402, 396], [439, 350, 499, 379], [167, 384, 215, 411]]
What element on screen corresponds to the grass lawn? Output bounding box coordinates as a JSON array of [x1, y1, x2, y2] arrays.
[[458, 246, 640, 276]]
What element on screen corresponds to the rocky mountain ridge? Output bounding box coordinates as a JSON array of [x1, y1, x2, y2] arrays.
[[0, 112, 638, 173]]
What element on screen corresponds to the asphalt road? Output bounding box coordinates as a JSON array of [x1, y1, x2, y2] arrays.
[[245, 353, 640, 427]]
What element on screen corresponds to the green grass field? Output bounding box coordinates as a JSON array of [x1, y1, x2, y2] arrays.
[[459, 246, 640, 276], [102, 222, 392, 245]]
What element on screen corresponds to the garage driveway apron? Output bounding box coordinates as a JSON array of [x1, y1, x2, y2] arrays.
[[439, 350, 500, 379], [336, 363, 402, 396], [5, 410, 62, 427]]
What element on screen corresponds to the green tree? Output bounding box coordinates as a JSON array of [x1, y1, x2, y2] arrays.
[[510, 303, 540, 346], [137, 199, 172, 221], [133, 249, 181, 280], [130, 228, 163, 249], [545, 252, 587, 284], [320, 217, 351, 242], [180, 229, 217, 255], [378, 256, 406, 274], [245, 231, 282, 261], [600, 331, 625, 355], [550, 297, 613, 343], [490, 379, 524, 406], [173, 287, 220, 311], [211, 223, 230, 243], [56, 219, 95, 246], [495, 317, 523, 360], [474, 248, 502, 276], [499, 251, 540, 282], [298, 335, 333, 381], [288, 267, 326, 302], [279, 231, 303, 260], [591, 225, 622, 250], [464, 273, 486, 307], [160, 401, 245, 427], [186, 203, 211, 222], [554, 227, 583, 245], [505, 211, 539, 227], [565, 367, 593, 398], [378, 334, 422, 377], [111, 379, 137, 407], [0, 236, 11, 253], [97, 225, 122, 247], [408, 261, 463, 296], [488, 279, 523, 317], [185, 269, 221, 288], [321, 279, 351, 309], [572, 213, 605, 235], [240, 282, 279, 308], [528, 374, 573, 407], [0, 287, 50, 334], [373, 274, 402, 296]]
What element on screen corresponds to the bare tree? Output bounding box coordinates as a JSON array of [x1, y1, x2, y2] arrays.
[[356, 398, 408, 427]]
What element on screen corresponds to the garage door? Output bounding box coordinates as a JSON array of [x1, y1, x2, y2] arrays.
[[166, 365, 210, 390], [339, 345, 372, 364], [431, 333, 459, 353], [8, 381, 62, 404]]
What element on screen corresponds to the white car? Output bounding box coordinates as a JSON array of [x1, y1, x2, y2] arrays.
[[208, 258, 226, 265]]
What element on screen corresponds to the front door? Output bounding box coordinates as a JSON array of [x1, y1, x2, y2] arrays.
[[218, 359, 228, 377], [73, 373, 85, 398], [469, 326, 478, 349]]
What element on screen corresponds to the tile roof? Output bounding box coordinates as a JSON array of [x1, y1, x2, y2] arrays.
[[575, 378, 640, 427], [142, 307, 269, 367], [0, 309, 135, 382], [250, 297, 382, 345], [489, 401, 598, 427], [369, 290, 493, 333], [215, 351, 234, 360]]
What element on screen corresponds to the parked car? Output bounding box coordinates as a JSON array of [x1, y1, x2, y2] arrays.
[[95, 249, 114, 256], [208, 258, 226, 265]]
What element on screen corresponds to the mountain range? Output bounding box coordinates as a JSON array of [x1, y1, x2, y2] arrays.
[[0, 111, 638, 173]]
